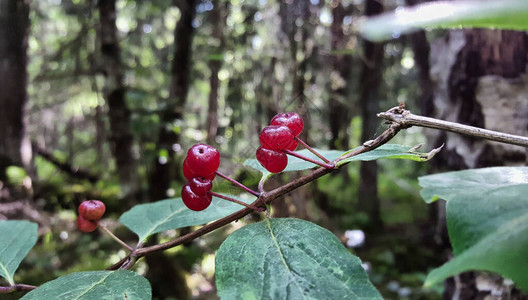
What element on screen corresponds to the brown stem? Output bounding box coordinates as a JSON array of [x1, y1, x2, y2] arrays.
[[125, 122, 403, 260], [99, 223, 133, 251], [209, 191, 265, 212], [294, 136, 331, 163], [215, 171, 260, 196], [378, 107, 528, 147], [106, 254, 132, 271], [257, 174, 267, 194], [0, 284, 36, 293], [283, 149, 335, 169], [121, 256, 137, 270]]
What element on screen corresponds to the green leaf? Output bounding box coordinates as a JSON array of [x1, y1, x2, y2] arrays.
[[216, 218, 382, 299], [337, 144, 442, 166], [359, 0, 528, 42], [120, 194, 256, 243], [21, 270, 151, 300], [244, 144, 439, 174], [419, 167, 528, 291], [0, 220, 38, 285]]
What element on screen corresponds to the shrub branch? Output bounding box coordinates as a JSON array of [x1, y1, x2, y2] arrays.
[[118, 119, 405, 264], [378, 106, 528, 147], [0, 284, 36, 293], [111, 105, 526, 269]]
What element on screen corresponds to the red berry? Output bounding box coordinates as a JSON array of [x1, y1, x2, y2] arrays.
[[77, 215, 98, 232], [189, 177, 213, 195], [259, 125, 295, 151], [287, 140, 298, 151], [78, 200, 106, 220], [181, 183, 213, 211], [185, 143, 221, 178], [183, 159, 197, 181], [270, 112, 304, 136], [183, 159, 216, 181], [256, 146, 288, 173]]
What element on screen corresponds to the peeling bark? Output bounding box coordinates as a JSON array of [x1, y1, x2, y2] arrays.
[[428, 29, 528, 170], [429, 28, 528, 298]]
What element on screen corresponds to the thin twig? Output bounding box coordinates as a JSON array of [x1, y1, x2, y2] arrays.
[[0, 284, 37, 293], [126, 122, 404, 260], [215, 171, 260, 196], [34, 143, 100, 183], [209, 191, 264, 212], [378, 107, 528, 147], [106, 255, 132, 271], [99, 223, 133, 251], [258, 176, 266, 194], [283, 150, 335, 169], [121, 256, 137, 270], [294, 136, 331, 163]]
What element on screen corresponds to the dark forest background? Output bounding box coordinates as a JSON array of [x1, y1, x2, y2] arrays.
[[1, 0, 528, 299]]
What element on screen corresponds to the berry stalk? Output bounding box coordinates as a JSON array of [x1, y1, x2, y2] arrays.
[[215, 171, 260, 197], [0, 284, 36, 293], [99, 223, 134, 251], [208, 191, 265, 212], [294, 136, 331, 163], [283, 149, 335, 169]]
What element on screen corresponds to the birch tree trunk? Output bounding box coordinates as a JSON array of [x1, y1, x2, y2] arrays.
[[428, 28, 528, 298]]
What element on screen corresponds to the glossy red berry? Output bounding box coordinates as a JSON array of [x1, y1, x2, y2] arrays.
[[77, 215, 98, 232], [270, 112, 304, 136], [256, 146, 288, 173], [286, 140, 298, 151], [189, 177, 213, 195], [259, 125, 295, 151], [185, 143, 221, 178], [183, 159, 215, 181], [78, 200, 106, 220], [181, 183, 213, 211]]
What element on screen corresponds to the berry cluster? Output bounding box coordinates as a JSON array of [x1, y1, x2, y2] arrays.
[[181, 143, 264, 212], [181, 143, 220, 211], [257, 112, 334, 173], [257, 113, 304, 173], [77, 200, 106, 232]]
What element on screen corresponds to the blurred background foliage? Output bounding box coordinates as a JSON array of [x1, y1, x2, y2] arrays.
[[4, 0, 525, 299]]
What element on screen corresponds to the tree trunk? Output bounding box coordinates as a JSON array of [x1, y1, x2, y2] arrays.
[[328, 0, 352, 150], [405, 0, 448, 268], [357, 0, 384, 233], [205, 1, 228, 145], [428, 28, 528, 298], [145, 2, 196, 299], [428, 29, 528, 170], [0, 0, 31, 200], [148, 0, 196, 202], [274, 0, 316, 220], [98, 0, 137, 199], [405, 0, 434, 117]]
